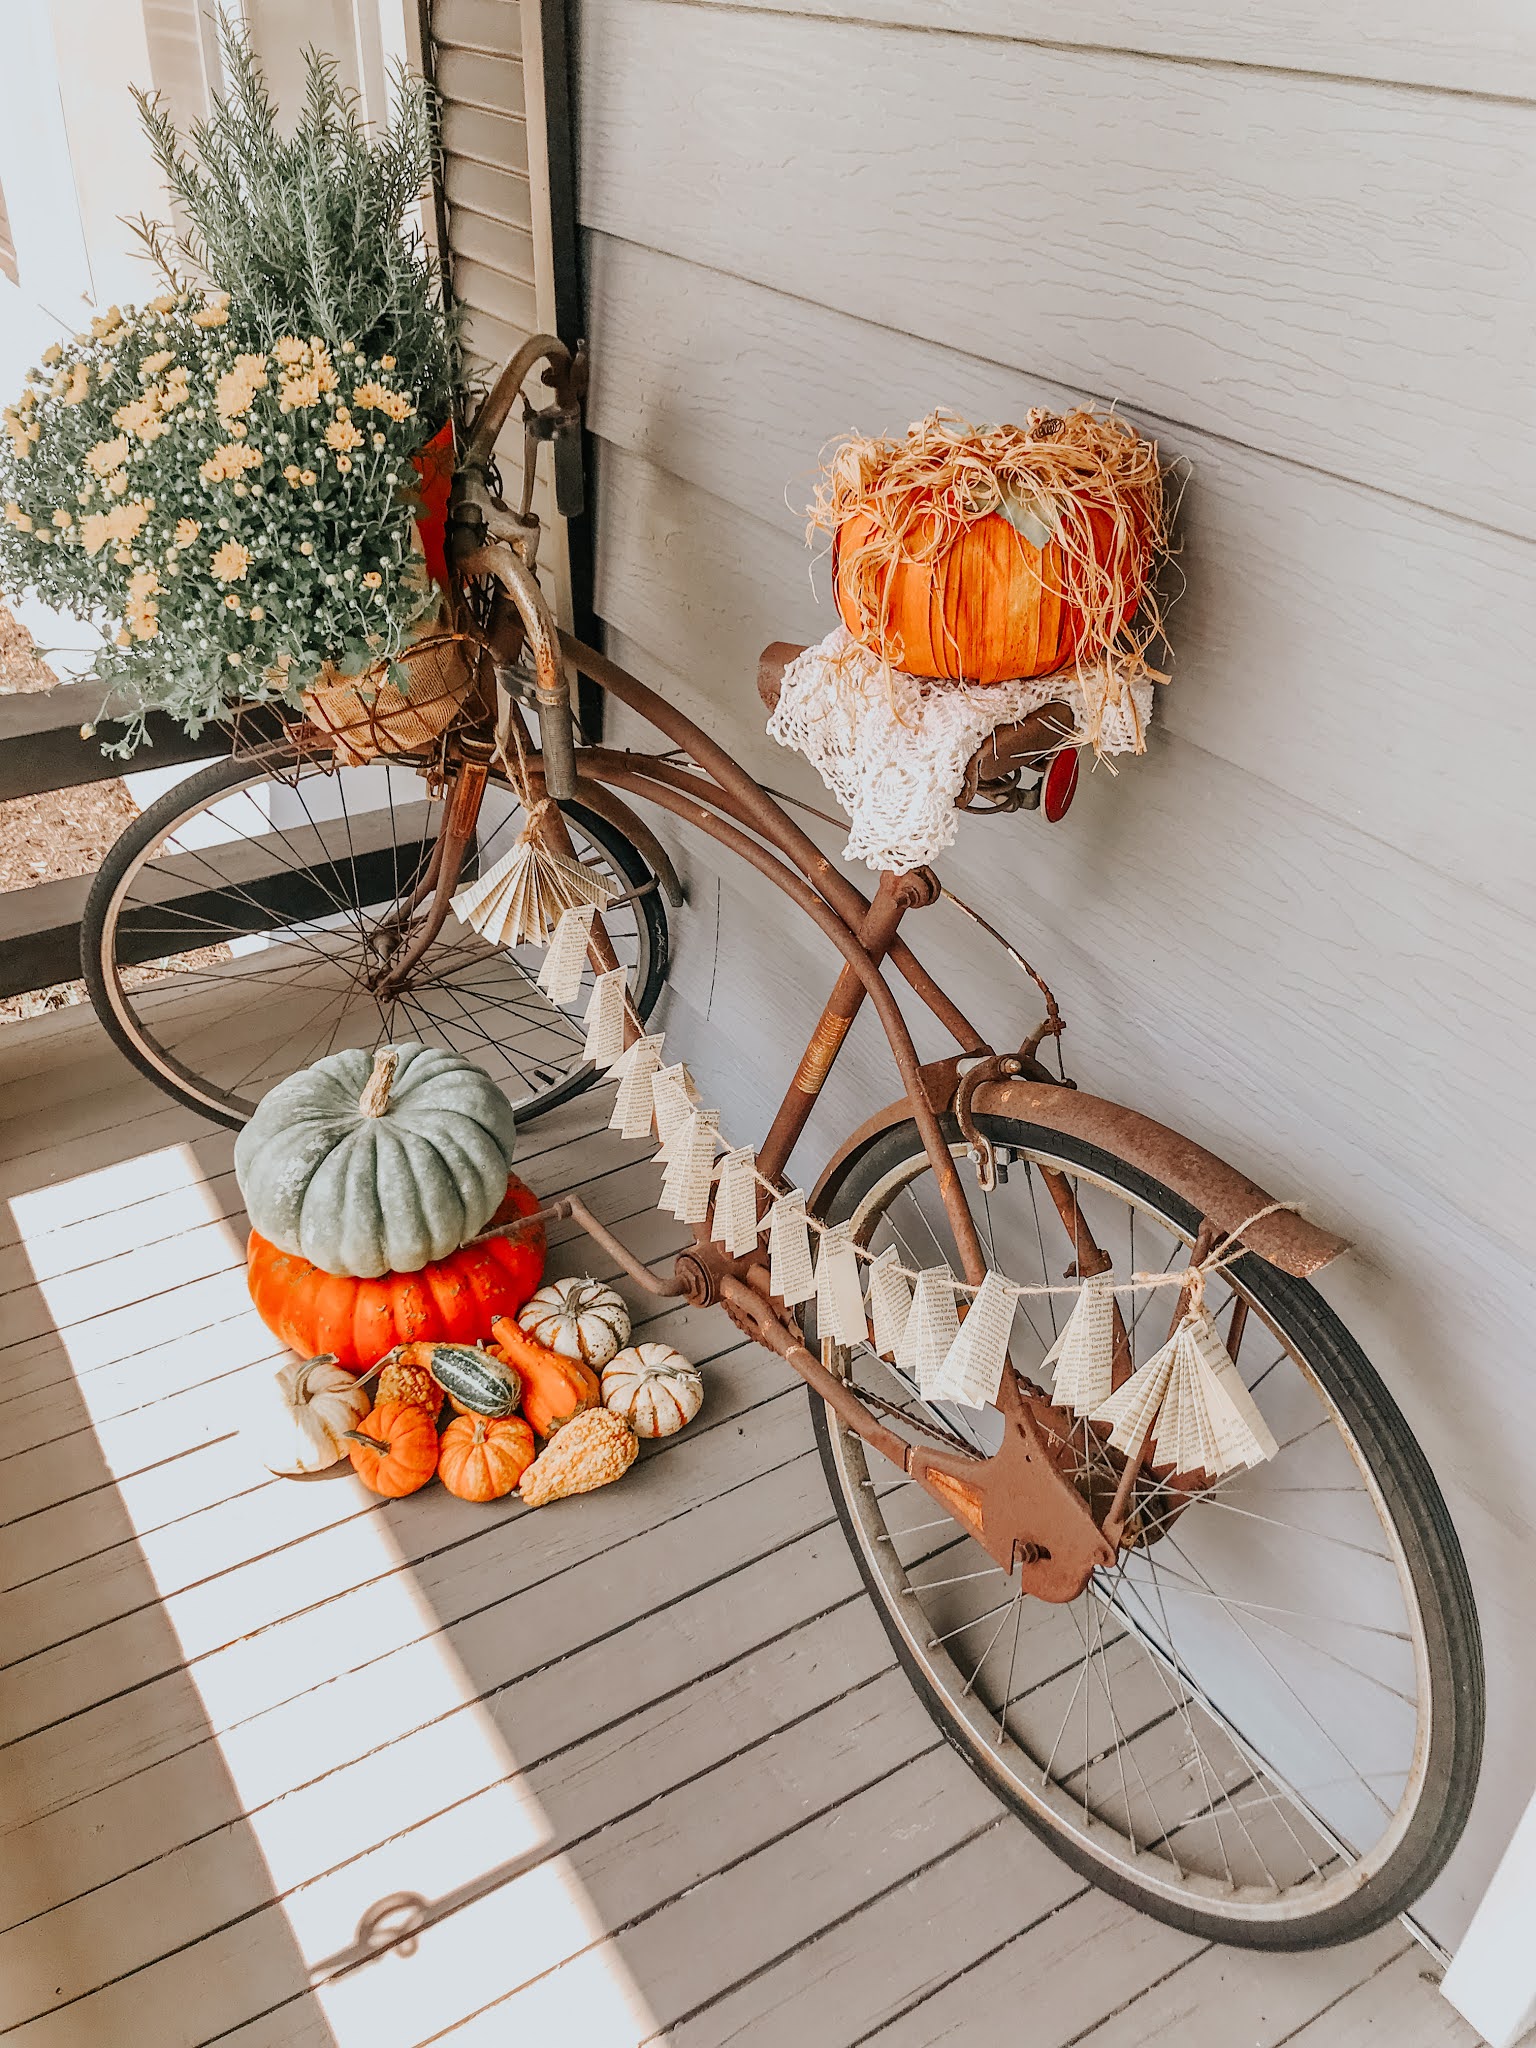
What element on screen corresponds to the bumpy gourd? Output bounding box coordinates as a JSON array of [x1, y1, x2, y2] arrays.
[[518, 1276, 631, 1368], [601, 1342, 703, 1439], [376, 1352, 442, 1411], [519, 1406, 637, 1506], [249, 1354, 371, 1475], [234, 1043, 519, 1279]]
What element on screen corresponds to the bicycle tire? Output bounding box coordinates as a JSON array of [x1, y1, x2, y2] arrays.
[[810, 1112, 1483, 1949], [82, 739, 669, 1131]]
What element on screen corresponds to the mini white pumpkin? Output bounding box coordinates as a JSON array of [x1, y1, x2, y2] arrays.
[[250, 1354, 371, 1475], [601, 1342, 703, 1439], [519, 1276, 632, 1368]]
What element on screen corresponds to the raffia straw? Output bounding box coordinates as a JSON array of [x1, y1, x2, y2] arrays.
[[807, 408, 1173, 745]]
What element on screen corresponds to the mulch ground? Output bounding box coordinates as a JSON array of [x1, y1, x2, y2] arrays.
[[0, 600, 140, 1020]]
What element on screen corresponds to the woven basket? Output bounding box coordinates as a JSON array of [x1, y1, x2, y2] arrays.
[[302, 630, 479, 767]]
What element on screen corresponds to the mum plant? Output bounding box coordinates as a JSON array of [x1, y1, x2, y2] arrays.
[[0, 30, 459, 752], [0, 293, 439, 750]]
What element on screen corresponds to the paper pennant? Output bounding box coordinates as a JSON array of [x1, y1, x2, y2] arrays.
[[898, 1266, 962, 1397], [928, 1269, 1015, 1408], [712, 1146, 760, 1258], [1042, 1278, 1117, 1415], [1089, 1304, 1277, 1480], [767, 1189, 815, 1307], [814, 1221, 868, 1348], [657, 1108, 720, 1222], [452, 830, 614, 949], [609, 1034, 665, 1139], [582, 967, 629, 1069], [649, 1062, 699, 1144], [866, 1247, 912, 1362], [538, 903, 597, 1006]]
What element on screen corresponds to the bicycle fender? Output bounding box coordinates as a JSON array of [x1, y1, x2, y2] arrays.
[[811, 1059, 1348, 1280]]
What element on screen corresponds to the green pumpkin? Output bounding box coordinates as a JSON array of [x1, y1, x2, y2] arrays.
[[234, 1043, 518, 1278]]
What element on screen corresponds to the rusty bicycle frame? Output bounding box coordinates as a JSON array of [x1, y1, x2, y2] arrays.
[[397, 335, 1348, 1609]]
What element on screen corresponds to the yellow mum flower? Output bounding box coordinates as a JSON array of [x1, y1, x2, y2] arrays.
[[378, 389, 414, 422], [361, 571, 382, 588], [106, 470, 130, 496], [224, 593, 241, 610], [335, 454, 353, 473], [90, 441, 133, 480], [2, 503, 33, 532], [192, 294, 231, 329], [41, 343, 64, 368], [209, 538, 251, 583], [300, 468, 316, 487], [140, 351, 175, 379], [80, 513, 111, 555], [51, 509, 72, 528], [174, 517, 201, 547], [89, 306, 124, 339], [273, 337, 307, 365], [149, 291, 181, 316], [277, 371, 321, 411], [127, 567, 161, 602], [62, 365, 91, 406], [380, 355, 396, 370], [282, 464, 302, 485], [103, 500, 150, 545], [351, 381, 391, 413], [325, 416, 364, 453], [199, 442, 263, 484]]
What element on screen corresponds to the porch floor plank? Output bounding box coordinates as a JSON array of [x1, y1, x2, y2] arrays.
[[0, 1015, 1480, 2046]]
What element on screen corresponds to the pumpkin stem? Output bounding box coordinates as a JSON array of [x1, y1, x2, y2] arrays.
[[358, 1047, 400, 1118], [342, 1428, 389, 1454]]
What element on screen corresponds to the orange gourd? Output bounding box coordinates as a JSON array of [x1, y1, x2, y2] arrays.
[[246, 1174, 546, 1372], [833, 505, 1135, 685], [489, 1314, 600, 1438], [344, 1400, 439, 1497], [438, 1413, 536, 1502]]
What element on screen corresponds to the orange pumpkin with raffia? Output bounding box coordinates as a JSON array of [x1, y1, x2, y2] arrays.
[[833, 504, 1135, 685], [489, 1314, 601, 1438], [345, 1400, 440, 1497], [246, 1175, 545, 1372], [438, 1413, 537, 1502]]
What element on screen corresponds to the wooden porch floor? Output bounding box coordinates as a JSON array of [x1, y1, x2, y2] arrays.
[[0, 1007, 1483, 2047]]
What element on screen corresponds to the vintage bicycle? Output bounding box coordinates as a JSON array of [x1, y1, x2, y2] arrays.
[[80, 337, 1483, 1950]]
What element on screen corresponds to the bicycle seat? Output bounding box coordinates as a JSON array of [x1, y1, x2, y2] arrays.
[[756, 642, 1074, 809]]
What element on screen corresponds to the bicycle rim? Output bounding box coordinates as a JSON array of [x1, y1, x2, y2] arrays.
[[82, 741, 666, 1129], [811, 1115, 1481, 1946]]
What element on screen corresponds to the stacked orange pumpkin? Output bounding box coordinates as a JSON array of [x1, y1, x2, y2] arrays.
[[236, 1042, 547, 1371]]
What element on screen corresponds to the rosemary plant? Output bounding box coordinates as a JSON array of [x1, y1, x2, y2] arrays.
[[131, 24, 457, 427]]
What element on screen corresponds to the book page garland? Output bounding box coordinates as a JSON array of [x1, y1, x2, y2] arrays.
[[507, 905, 1283, 1475]]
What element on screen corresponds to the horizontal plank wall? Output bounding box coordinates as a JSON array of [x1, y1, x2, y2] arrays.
[[572, 0, 1536, 1957]]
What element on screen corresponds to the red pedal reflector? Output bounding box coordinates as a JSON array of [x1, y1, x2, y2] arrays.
[[1043, 747, 1080, 822]]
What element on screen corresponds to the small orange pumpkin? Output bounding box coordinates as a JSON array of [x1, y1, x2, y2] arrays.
[[438, 1413, 536, 1502], [833, 504, 1139, 685], [246, 1174, 546, 1371], [344, 1400, 440, 1497], [490, 1314, 600, 1438]]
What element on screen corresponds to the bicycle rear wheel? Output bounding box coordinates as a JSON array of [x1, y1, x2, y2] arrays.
[[811, 1114, 1482, 1948], [82, 738, 668, 1129]]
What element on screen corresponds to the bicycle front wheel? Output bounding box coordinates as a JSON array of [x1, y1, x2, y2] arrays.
[[811, 1114, 1482, 1948], [82, 739, 668, 1129]]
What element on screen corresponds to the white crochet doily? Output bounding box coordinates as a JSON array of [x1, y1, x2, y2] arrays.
[[766, 627, 1155, 873]]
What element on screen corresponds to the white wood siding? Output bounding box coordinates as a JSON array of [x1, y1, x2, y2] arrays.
[[573, 0, 1536, 1954]]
